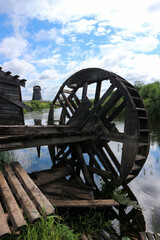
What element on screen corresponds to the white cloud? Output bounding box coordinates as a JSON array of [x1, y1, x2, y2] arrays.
[[35, 28, 64, 45], [2, 58, 36, 78], [33, 54, 62, 67], [0, 0, 160, 34], [110, 35, 159, 53], [62, 19, 97, 35], [0, 36, 28, 58]]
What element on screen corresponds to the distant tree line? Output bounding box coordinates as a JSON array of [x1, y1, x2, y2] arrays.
[[134, 80, 160, 119]]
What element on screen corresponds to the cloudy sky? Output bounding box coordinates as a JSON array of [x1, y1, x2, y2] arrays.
[[0, 0, 160, 100]]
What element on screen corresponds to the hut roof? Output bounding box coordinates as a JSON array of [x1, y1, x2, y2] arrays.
[[0, 66, 26, 87]]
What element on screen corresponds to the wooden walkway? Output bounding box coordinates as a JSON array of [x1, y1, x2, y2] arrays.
[[0, 162, 54, 237]]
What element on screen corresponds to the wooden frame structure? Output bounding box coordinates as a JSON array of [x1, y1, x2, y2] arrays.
[[0, 68, 150, 190]]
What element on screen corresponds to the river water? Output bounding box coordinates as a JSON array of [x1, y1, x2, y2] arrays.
[[13, 109, 160, 233]]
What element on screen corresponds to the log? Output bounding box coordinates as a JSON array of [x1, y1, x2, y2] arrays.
[[4, 164, 41, 223], [47, 199, 119, 207], [32, 167, 74, 186], [12, 162, 54, 216], [39, 179, 94, 200], [0, 201, 11, 237], [0, 171, 26, 230]]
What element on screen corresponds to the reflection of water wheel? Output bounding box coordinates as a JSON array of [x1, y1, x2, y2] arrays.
[[48, 68, 150, 189]]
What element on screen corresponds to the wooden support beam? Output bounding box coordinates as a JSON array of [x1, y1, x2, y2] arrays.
[[46, 199, 119, 207], [0, 125, 78, 136], [0, 91, 32, 111], [0, 134, 94, 151]]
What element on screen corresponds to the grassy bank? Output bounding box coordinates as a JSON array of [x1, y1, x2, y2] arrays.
[[23, 100, 53, 113]]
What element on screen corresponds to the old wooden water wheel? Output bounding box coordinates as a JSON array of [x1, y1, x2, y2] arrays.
[[47, 68, 150, 189]]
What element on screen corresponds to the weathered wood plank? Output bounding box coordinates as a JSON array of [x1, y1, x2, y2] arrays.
[[0, 114, 23, 121], [0, 91, 32, 111], [12, 162, 55, 216], [0, 134, 94, 151], [3, 164, 41, 223], [0, 82, 20, 92], [0, 125, 78, 136], [31, 167, 74, 186], [0, 201, 11, 237], [40, 179, 94, 200], [0, 171, 26, 230], [46, 199, 119, 207]]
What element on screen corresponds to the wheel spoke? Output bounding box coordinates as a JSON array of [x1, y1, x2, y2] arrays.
[[94, 81, 102, 105], [101, 132, 125, 143], [103, 143, 121, 172], [106, 100, 126, 123], [92, 85, 115, 114], [97, 146, 119, 176], [58, 98, 71, 119], [82, 82, 88, 100], [74, 143, 93, 185], [97, 90, 122, 118], [61, 92, 75, 114], [48, 103, 54, 125]]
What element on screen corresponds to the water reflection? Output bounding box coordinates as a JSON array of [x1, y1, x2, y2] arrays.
[[14, 109, 160, 232]]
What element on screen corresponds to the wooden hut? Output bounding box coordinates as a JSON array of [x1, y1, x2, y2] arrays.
[[0, 67, 31, 125]]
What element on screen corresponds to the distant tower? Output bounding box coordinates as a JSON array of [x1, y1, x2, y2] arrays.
[[32, 85, 42, 100]]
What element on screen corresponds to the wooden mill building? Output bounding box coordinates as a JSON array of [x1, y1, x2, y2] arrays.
[[0, 67, 31, 125]]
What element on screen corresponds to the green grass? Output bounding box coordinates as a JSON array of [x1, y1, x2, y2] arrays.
[[23, 100, 53, 113], [0, 150, 16, 170], [3, 215, 80, 240]]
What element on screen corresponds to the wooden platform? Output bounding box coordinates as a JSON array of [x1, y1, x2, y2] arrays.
[[0, 162, 54, 238], [30, 167, 119, 207]]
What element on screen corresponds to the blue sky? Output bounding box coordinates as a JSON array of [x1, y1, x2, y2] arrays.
[[0, 0, 160, 100]]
